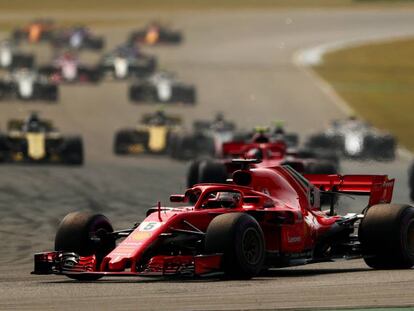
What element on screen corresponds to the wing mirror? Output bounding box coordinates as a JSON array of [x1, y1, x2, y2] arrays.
[[170, 194, 186, 203]]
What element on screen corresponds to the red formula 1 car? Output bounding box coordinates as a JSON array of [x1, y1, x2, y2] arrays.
[[186, 132, 339, 188], [32, 159, 413, 281]]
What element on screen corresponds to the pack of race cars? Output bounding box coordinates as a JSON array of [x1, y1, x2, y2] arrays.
[[2, 19, 414, 282], [0, 20, 195, 104]]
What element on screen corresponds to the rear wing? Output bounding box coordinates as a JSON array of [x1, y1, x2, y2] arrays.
[[304, 174, 394, 206], [222, 142, 248, 157], [222, 141, 287, 157]]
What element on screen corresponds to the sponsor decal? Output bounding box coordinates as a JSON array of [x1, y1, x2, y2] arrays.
[[131, 231, 151, 241], [288, 236, 301, 243]]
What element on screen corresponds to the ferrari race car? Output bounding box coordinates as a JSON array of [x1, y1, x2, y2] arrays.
[[0, 69, 58, 101], [0, 113, 83, 165], [52, 26, 104, 50], [128, 22, 183, 45], [12, 19, 56, 44], [32, 159, 414, 281], [129, 72, 196, 104], [186, 132, 339, 188], [305, 117, 396, 161], [0, 40, 34, 70], [99, 44, 156, 80], [39, 52, 101, 83], [114, 110, 182, 155], [169, 113, 245, 160]]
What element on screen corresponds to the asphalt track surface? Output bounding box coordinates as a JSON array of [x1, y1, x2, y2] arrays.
[[1, 9, 414, 311]]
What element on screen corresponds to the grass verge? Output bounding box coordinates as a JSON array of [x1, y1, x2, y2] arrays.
[[313, 37, 414, 151]]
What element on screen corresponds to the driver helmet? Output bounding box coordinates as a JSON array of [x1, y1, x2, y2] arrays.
[[24, 112, 41, 132], [246, 148, 263, 160]]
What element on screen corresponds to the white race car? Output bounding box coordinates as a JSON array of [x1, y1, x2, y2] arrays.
[[0, 40, 34, 70], [305, 118, 396, 161], [0, 69, 58, 101], [129, 71, 196, 104]]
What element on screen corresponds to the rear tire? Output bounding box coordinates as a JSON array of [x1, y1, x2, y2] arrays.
[[205, 213, 265, 279], [187, 159, 201, 187], [198, 160, 228, 184], [55, 211, 115, 280], [359, 204, 414, 269], [62, 137, 84, 165]]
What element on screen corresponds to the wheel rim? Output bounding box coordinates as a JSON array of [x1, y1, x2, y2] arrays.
[[407, 220, 414, 256], [241, 227, 262, 265]]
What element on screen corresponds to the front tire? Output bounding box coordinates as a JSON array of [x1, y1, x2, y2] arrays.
[[55, 211, 115, 280], [359, 204, 414, 269], [205, 213, 265, 279]]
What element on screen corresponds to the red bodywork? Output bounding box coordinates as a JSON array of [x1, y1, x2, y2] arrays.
[[33, 165, 394, 278], [221, 140, 318, 174]]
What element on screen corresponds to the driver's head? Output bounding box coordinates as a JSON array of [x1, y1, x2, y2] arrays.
[[155, 109, 166, 119], [252, 133, 269, 143], [246, 148, 263, 160], [274, 126, 285, 135], [216, 192, 241, 208], [215, 112, 224, 122], [24, 112, 41, 131]]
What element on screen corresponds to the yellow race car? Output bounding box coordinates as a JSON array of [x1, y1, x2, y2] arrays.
[[0, 113, 83, 165], [113, 110, 181, 155]]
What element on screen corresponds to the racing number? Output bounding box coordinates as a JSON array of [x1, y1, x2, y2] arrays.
[[139, 221, 161, 231], [143, 222, 157, 231]]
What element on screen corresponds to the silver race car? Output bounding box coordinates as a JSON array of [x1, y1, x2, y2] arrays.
[[99, 44, 156, 79], [129, 71, 196, 104], [0, 40, 34, 70], [305, 117, 396, 161], [0, 68, 58, 101]]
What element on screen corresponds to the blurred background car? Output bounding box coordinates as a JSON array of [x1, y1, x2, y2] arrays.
[[12, 19, 56, 44], [128, 22, 183, 45], [0, 68, 58, 101], [0, 40, 34, 70], [113, 109, 182, 155], [39, 51, 101, 83], [52, 26, 104, 50], [305, 117, 396, 161], [0, 112, 83, 164], [99, 43, 156, 79], [129, 71, 196, 104]]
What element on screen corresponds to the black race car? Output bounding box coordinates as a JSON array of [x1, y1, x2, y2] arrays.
[[129, 72, 196, 104], [114, 110, 182, 155], [305, 117, 396, 161], [169, 113, 242, 160], [0, 69, 58, 101], [0, 113, 83, 165], [0, 40, 34, 70], [52, 26, 104, 50], [99, 44, 156, 79], [128, 23, 182, 45]]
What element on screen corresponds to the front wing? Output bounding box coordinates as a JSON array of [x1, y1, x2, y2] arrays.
[[32, 251, 222, 278]]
